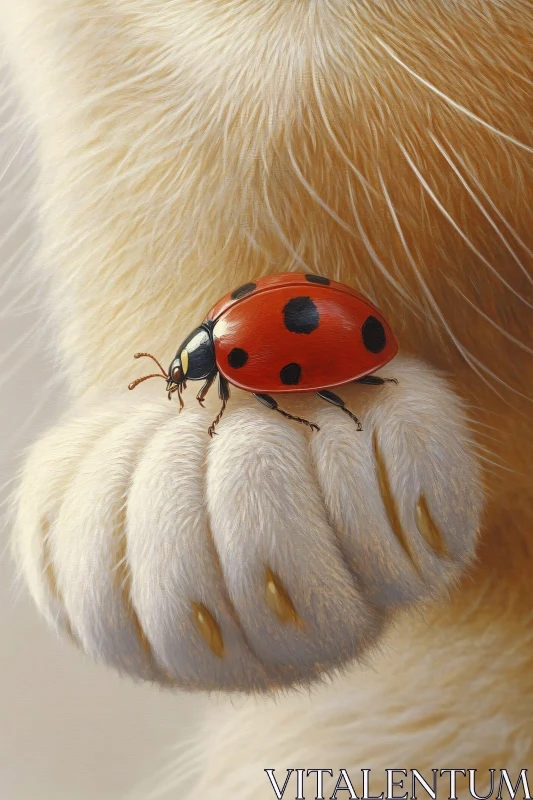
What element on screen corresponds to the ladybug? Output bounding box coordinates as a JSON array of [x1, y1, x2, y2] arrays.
[[129, 272, 398, 436]]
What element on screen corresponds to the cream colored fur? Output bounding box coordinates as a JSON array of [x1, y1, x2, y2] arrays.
[[2, 1, 532, 797]]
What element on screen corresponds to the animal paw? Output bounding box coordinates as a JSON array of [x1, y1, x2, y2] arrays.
[[11, 355, 484, 692]]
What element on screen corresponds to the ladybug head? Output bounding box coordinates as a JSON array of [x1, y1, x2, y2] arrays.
[[129, 324, 217, 404], [128, 350, 187, 404], [166, 353, 185, 390], [167, 324, 217, 390]]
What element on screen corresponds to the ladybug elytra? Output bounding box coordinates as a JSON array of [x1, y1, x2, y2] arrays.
[[129, 272, 399, 436]]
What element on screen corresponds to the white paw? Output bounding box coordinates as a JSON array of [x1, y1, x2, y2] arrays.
[[12, 356, 484, 691], [310, 358, 483, 608]]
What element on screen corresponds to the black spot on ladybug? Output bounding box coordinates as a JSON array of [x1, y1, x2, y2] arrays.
[[280, 363, 302, 385], [283, 296, 319, 334], [305, 274, 330, 285], [228, 347, 248, 369], [231, 282, 256, 300], [362, 316, 386, 353]]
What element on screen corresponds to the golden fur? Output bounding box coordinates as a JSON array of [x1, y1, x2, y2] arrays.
[[2, 1, 533, 795]]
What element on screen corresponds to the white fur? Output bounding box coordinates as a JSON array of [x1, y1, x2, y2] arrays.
[[12, 356, 483, 695], [3, 0, 532, 795], [311, 359, 483, 608], [158, 616, 533, 799], [12, 399, 129, 638], [127, 405, 283, 691]]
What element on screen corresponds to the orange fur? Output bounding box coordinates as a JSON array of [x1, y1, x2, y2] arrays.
[[2, 0, 533, 789]]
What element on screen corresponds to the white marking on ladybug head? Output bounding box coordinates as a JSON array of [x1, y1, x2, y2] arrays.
[[180, 348, 189, 376]]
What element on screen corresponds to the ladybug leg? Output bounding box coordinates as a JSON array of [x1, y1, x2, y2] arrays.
[[196, 371, 217, 408], [208, 375, 230, 437], [316, 389, 363, 431], [354, 375, 399, 386], [253, 393, 320, 432]]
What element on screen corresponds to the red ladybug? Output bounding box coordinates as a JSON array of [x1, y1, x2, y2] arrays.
[[129, 272, 398, 436]]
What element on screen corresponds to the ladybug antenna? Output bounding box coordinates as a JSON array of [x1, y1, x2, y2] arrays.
[[133, 352, 168, 377], [128, 351, 169, 391], [129, 373, 167, 390]]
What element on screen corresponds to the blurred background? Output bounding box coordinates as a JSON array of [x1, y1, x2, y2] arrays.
[[0, 56, 204, 800]]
